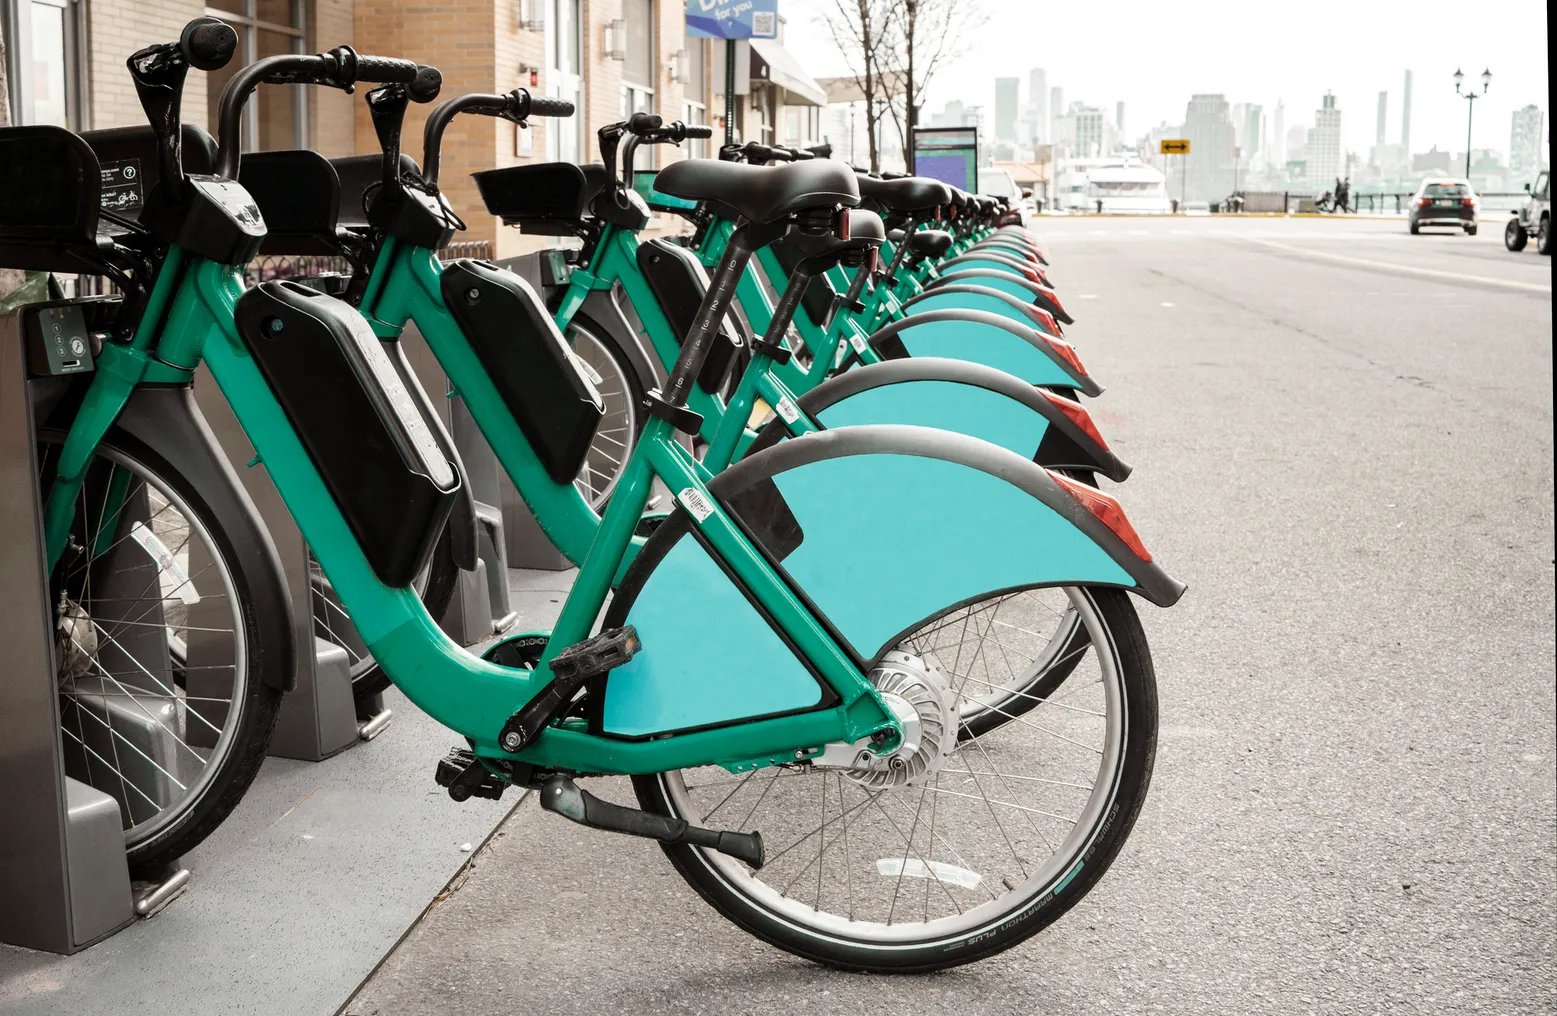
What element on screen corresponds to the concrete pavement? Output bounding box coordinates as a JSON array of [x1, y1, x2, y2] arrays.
[[345, 217, 1554, 1016]]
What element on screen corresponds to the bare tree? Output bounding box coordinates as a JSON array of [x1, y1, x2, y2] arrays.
[[822, 0, 897, 173], [0, 19, 24, 299], [879, 0, 985, 170]]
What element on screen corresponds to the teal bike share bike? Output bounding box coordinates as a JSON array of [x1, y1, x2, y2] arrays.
[[0, 20, 1183, 971]]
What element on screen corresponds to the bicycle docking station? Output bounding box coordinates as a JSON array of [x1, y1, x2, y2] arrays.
[[1, 303, 188, 954]]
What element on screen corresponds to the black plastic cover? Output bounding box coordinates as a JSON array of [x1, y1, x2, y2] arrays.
[[439, 259, 605, 484], [472, 161, 610, 235], [769, 234, 838, 328], [233, 281, 458, 586], [238, 150, 341, 254], [634, 237, 742, 393], [80, 124, 219, 223], [0, 126, 100, 271]]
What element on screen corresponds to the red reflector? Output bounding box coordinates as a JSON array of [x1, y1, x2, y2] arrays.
[[1042, 334, 1088, 377], [1030, 308, 1061, 335], [1039, 389, 1109, 450], [1048, 472, 1152, 562]]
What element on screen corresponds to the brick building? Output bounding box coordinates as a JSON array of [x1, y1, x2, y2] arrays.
[[3, 1, 827, 257]]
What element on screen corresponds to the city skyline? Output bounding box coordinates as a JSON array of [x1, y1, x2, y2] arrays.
[[782, 0, 1548, 160]]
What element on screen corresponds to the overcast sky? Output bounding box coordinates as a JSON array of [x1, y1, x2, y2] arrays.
[[780, 0, 1550, 157]]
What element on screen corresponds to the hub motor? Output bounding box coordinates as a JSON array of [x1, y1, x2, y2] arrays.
[[813, 650, 957, 789]]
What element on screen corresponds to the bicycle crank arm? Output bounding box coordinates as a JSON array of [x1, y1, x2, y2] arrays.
[[538, 775, 765, 869]]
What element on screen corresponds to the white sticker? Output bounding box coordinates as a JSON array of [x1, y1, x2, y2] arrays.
[[676, 487, 716, 523], [876, 857, 983, 890], [130, 522, 200, 605], [774, 396, 801, 424], [849, 331, 869, 354]]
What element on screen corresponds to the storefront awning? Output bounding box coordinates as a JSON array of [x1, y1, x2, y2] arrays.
[[748, 38, 828, 107]]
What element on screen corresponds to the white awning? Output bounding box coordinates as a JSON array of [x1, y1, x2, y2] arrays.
[[749, 38, 828, 107]]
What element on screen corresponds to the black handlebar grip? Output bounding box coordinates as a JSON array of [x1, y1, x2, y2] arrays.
[[353, 54, 420, 84], [525, 95, 575, 118], [628, 112, 663, 134], [683, 125, 714, 139], [407, 65, 443, 103], [181, 17, 237, 72]]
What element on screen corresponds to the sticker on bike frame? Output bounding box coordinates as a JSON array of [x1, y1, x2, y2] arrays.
[[876, 857, 983, 890], [774, 395, 801, 424], [676, 487, 716, 523], [849, 331, 870, 355], [129, 522, 200, 605]]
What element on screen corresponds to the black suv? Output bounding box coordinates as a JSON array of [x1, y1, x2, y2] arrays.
[[1409, 179, 1478, 235]]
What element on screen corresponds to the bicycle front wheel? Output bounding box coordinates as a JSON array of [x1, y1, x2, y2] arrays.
[[634, 586, 1157, 972], [40, 429, 285, 874]]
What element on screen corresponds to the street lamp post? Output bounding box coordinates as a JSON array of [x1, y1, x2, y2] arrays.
[[1453, 67, 1492, 179]]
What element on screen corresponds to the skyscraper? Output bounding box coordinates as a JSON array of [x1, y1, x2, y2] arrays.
[[1376, 91, 1388, 145], [1510, 104, 1546, 179], [1116, 101, 1126, 138], [1183, 93, 1236, 201], [994, 78, 1019, 141], [1273, 99, 1286, 168], [1401, 70, 1413, 155], [1030, 68, 1048, 143], [1243, 103, 1263, 163], [1309, 92, 1343, 187], [1050, 86, 1065, 149]]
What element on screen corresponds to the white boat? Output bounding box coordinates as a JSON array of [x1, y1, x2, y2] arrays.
[[1083, 159, 1172, 214]]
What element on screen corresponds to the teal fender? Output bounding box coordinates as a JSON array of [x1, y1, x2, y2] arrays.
[[931, 269, 1073, 325], [867, 308, 1101, 396], [745, 356, 1130, 482], [941, 252, 1051, 288], [598, 425, 1180, 738], [901, 284, 1060, 334]]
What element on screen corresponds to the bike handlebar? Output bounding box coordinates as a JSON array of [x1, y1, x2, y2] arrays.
[[420, 88, 574, 188], [214, 47, 441, 178]]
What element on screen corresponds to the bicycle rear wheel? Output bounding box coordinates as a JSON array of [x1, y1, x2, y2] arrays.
[[39, 429, 286, 874], [634, 587, 1157, 972]]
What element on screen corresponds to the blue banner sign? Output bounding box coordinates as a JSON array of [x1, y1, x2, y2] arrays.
[[686, 0, 778, 39]]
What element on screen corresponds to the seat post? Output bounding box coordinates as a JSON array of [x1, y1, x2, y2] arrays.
[[661, 217, 788, 408]]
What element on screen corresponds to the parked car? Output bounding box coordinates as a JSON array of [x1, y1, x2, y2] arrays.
[[1503, 170, 1550, 254], [977, 167, 1031, 228], [1408, 178, 1478, 235]]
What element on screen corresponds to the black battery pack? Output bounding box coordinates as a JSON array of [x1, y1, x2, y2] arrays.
[[233, 281, 458, 587], [439, 259, 605, 485], [635, 238, 743, 393]]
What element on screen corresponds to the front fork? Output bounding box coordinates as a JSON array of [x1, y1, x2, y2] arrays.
[[42, 248, 195, 569]]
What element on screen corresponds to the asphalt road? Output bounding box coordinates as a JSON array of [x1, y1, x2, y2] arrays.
[[346, 216, 1554, 1016]]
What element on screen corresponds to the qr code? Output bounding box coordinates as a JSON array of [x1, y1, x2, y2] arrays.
[[752, 11, 776, 35]]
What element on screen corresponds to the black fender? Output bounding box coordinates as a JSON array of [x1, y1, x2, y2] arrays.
[[866, 308, 1102, 396], [113, 385, 298, 692], [580, 287, 667, 394], [932, 268, 1073, 325], [748, 355, 1131, 482]]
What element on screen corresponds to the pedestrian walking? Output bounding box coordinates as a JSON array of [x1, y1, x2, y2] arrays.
[[1338, 177, 1353, 213]]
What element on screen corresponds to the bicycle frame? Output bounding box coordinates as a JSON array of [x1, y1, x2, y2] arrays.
[[44, 247, 902, 774]]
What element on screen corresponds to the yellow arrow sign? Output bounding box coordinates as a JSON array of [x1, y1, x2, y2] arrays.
[[1160, 139, 1190, 155]]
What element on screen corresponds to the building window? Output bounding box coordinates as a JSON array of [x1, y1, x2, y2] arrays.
[[545, 0, 583, 163], [206, 1, 306, 151], [619, 0, 654, 118], [2, 0, 86, 128], [682, 39, 706, 158]]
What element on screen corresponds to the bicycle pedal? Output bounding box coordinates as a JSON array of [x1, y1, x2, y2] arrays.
[[435, 747, 506, 802], [498, 627, 640, 754]]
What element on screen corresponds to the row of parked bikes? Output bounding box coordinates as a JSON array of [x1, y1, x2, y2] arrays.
[[0, 19, 1184, 972]]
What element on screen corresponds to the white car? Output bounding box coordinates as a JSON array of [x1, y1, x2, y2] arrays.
[[975, 167, 1032, 228]]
